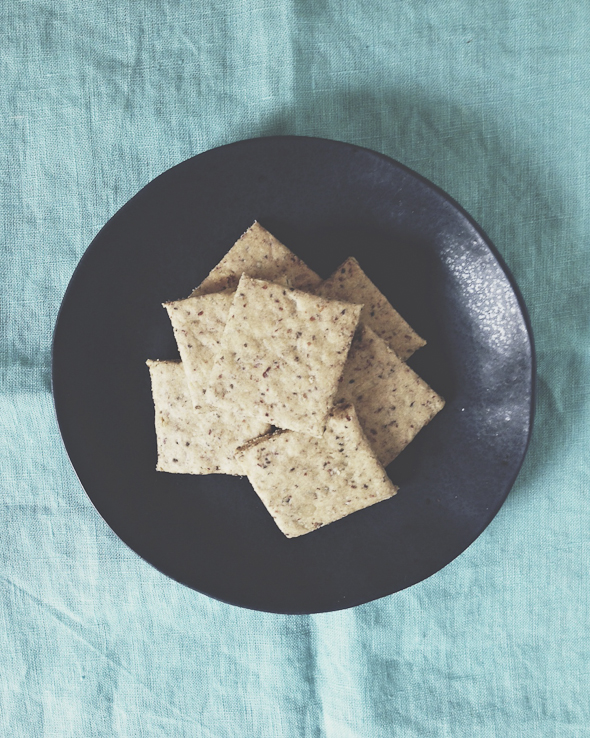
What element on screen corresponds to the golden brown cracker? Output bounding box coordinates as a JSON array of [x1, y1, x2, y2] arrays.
[[191, 221, 322, 296], [316, 257, 425, 360], [236, 404, 398, 537], [146, 359, 269, 475], [206, 275, 362, 437], [335, 325, 444, 466]]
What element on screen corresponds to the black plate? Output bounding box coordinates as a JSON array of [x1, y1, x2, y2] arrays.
[[52, 136, 534, 614]]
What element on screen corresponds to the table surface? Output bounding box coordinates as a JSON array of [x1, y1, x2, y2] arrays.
[[2, 2, 589, 736]]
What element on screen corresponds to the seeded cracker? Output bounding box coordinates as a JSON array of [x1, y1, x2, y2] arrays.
[[336, 325, 445, 466], [191, 221, 322, 297], [206, 274, 362, 437], [163, 291, 234, 408], [316, 256, 426, 360], [167, 222, 323, 406], [236, 404, 398, 538], [146, 360, 270, 475]]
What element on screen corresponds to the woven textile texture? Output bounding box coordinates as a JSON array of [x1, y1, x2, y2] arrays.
[[2, 1, 589, 736]]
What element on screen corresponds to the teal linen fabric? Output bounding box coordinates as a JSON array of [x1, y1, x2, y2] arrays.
[[2, 1, 589, 735]]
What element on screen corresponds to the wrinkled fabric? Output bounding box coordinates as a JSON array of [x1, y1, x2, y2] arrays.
[[2, 1, 589, 736]]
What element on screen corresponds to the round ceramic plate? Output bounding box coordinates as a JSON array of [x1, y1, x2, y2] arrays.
[[52, 136, 534, 614]]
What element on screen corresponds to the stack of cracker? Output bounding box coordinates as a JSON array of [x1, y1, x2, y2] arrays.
[[147, 223, 444, 537]]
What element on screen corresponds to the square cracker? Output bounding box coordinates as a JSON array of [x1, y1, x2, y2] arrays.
[[163, 291, 234, 408], [191, 221, 322, 297], [316, 256, 425, 360], [206, 274, 362, 437], [335, 325, 445, 466], [146, 360, 269, 475], [236, 403, 398, 538]]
